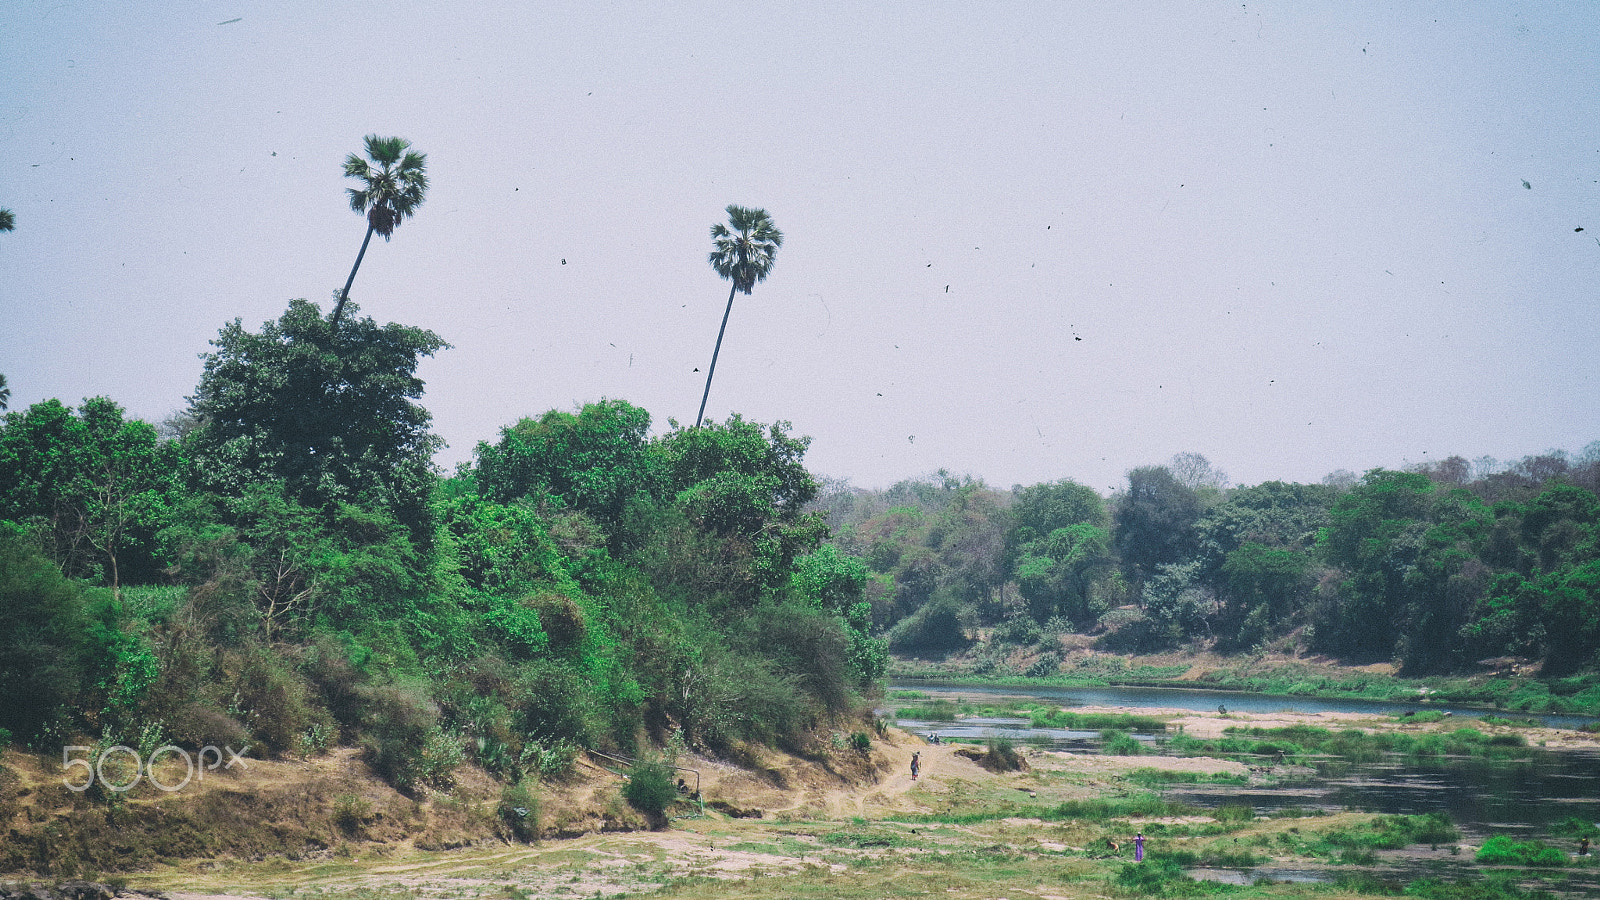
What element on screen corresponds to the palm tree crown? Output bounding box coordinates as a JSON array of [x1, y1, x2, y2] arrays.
[[695, 205, 783, 428], [332, 135, 428, 327], [344, 135, 428, 241], [709, 204, 783, 294], [0, 208, 14, 232]]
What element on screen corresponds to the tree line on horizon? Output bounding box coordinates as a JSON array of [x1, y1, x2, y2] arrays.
[[812, 445, 1600, 679]]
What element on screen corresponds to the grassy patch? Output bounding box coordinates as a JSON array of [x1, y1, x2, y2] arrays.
[[1028, 708, 1169, 732], [1475, 835, 1566, 867], [1123, 768, 1249, 787]]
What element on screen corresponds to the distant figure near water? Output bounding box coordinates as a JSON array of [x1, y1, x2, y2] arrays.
[[910, 751, 920, 780]]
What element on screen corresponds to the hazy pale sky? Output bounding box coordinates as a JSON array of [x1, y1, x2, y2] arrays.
[[3, 2, 1597, 494]]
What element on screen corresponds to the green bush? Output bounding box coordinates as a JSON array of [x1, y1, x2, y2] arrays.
[[357, 680, 442, 791], [227, 645, 328, 757], [500, 781, 541, 842], [1475, 835, 1565, 867], [1101, 729, 1145, 756], [982, 738, 1025, 772], [1114, 857, 1195, 893], [0, 528, 115, 743], [623, 758, 678, 826]]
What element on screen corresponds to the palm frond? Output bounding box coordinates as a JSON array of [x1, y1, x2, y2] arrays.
[[343, 135, 429, 239], [708, 204, 782, 293], [0, 208, 14, 232]]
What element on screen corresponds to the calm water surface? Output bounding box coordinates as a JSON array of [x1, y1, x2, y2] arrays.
[[888, 681, 1600, 837]]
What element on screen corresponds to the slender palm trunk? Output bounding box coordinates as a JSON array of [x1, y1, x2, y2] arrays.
[[695, 282, 739, 428], [332, 223, 376, 326]]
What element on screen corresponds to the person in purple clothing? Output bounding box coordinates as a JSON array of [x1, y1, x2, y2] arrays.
[[1135, 832, 1145, 862]]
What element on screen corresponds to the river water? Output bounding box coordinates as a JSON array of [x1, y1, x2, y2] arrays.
[[887, 681, 1600, 843]]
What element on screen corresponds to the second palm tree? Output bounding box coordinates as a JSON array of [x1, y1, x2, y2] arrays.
[[696, 205, 783, 428]]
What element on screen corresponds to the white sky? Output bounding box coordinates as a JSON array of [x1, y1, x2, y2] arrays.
[[2, 2, 1597, 494]]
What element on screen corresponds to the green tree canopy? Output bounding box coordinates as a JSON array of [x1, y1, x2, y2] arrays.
[[1014, 522, 1114, 627], [185, 298, 447, 534], [474, 399, 655, 539], [0, 396, 178, 588], [1113, 466, 1201, 586]]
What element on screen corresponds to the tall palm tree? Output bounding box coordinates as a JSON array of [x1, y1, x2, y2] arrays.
[[0, 208, 14, 232], [695, 205, 783, 428], [332, 135, 428, 326]]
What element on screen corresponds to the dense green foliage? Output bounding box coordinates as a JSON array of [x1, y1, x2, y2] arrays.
[[4, 295, 1598, 807], [818, 447, 1600, 685], [0, 300, 884, 795]]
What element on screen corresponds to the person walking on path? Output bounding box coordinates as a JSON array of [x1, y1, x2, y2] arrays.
[[1135, 832, 1145, 862], [910, 752, 920, 780]]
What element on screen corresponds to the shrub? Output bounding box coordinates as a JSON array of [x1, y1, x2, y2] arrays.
[[226, 645, 328, 757], [623, 758, 678, 826], [357, 680, 441, 791], [166, 701, 250, 751], [513, 658, 597, 748], [1475, 836, 1565, 867], [982, 738, 1026, 772], [990, 615, 1043, 647], [332, 794, 374, 835], [0, 529, 112, 743], [1101, 729, 1145, 756], [1025, 651, 1062, 678], [500, 781, 540, 842], [887, 593, 971, 653]]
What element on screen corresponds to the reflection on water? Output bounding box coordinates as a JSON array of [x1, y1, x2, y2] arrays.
[[1163, 750, 1600, 834]]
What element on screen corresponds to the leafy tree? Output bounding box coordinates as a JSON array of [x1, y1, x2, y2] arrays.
[[1195, 481, 1336, 572], [1190, 481, 1336, 645], [185, 298, 447, 534], [0, 525, 117, 743], [333, 135, 429, 327], [649, 415, 824, 606], [1009, 479, 1107, 550], [923, 481, 1011, 618], [0, 397, 177, 590], [1138, 561, 1215, 644], [887, 590, 970, 653], [1314, 470, 1492, 669], [0, 373, 9, 410], [1014, 523, 1114, 628], [1218, 542, 1311, 647], [1113, 466, 1201, 587], [0, 208, 13, 232], [695, 205, 783, 428], [475, 399, 655, 543], [791, 546, 887, 687]]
